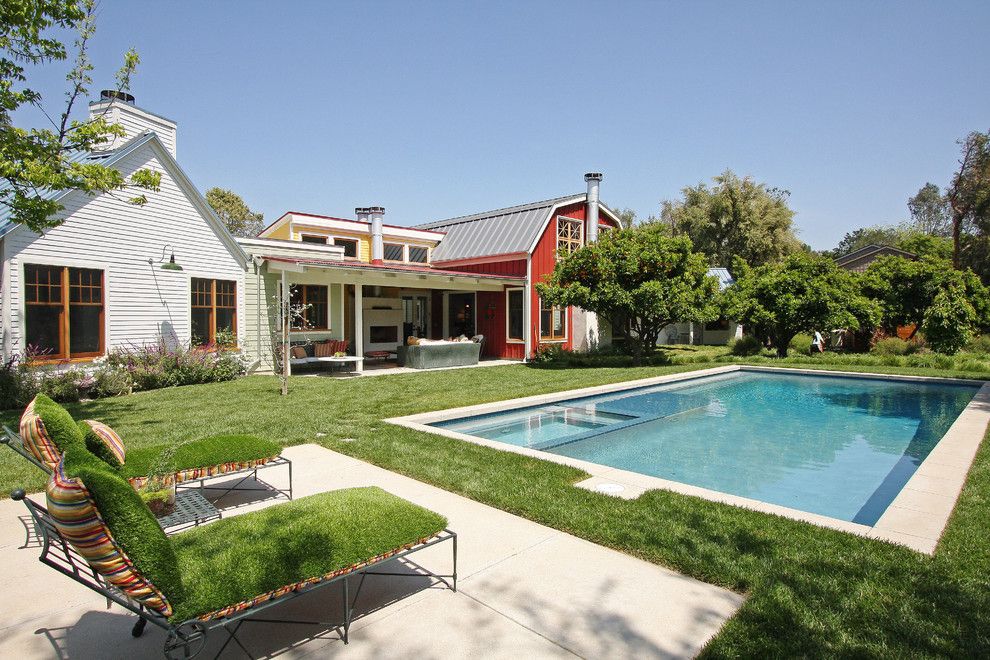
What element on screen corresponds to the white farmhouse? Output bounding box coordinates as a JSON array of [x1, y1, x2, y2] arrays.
[[0, 92, 248, 363]]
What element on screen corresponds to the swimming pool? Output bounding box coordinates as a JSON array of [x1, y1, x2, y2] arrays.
[[432, 370, 980, 525]]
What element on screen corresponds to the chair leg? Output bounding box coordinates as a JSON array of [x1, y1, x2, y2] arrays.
[[131, 616, 147, 638]]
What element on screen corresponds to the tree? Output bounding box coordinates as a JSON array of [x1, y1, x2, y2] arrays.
[[611, 207, 637, 229], [535, 224, 720, 361], [205, 187, 265, 237], [726, 254, 878, 358], [946, 130, 990, 268], [830, 223, 951, 260], [660, 170, 802, 268], [908, 183, 952, 236], [0, 0, 160, 233], [921, 283, 977, 354]]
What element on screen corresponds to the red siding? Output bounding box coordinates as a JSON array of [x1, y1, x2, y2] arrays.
[[529, 202, 587, 355], [447, 260, 526, 277], [475, 288, 525, 360]]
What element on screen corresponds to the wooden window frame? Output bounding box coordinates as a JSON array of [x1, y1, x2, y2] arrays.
[[23, 264, 105, 361], [290, 284, 330, 331], [191, 278, 238, 346], [505, 287, 525, 343], [383, 242, 406, 263], [538, 297, 567, 342], [556, 216, 583, 257]]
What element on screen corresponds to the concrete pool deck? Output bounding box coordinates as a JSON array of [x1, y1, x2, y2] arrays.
[[390, 365, 990, 555], [0, 444, 742, 659]]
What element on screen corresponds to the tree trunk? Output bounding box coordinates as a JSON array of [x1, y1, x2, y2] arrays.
[[952, 209, 962, 269]]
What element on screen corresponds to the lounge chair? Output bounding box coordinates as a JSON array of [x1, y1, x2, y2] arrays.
[[2, 394, 292, 504], [12, 435, 455, 657]]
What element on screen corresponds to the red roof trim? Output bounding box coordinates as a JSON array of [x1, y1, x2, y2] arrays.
[[261, 256, 525, 280]]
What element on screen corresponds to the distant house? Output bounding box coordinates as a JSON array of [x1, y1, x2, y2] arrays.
[[0, 92, 248, 363], [835, 244, 917, 272], [656, 267, 743, 346]]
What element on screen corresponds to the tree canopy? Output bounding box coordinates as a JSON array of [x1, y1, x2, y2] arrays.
[[205, 187, 265, 238], [829, 223, 952, 260], [535, 224, 720, 359], [0, 0, 160, 232], [946, 130, 990, 269], [908, 183, 952, 237], [660, 170, 802, 269], [726, 254, 878, 357]]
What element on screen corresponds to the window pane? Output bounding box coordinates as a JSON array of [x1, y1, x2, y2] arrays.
[[384, 243, 404, 261], [25, 264, 62, 304], [26, 306, 62, 355], [215, 308, 236, 335], [191, 308, 211, 345], [69, 305, 101, 354], [215, 280, 236, 308], [553, 308, 566, 334], [408, 246, 428, 263], [191, 278, 212, 307], [335, 239, 358, 258], [301, 235, 327, 244], [540, 309, 551, 338], [308, 286, 328, 328], [508, 290, 523, 340]]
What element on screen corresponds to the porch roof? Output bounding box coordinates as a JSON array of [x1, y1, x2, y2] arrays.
[[260, 255, 525, 290]]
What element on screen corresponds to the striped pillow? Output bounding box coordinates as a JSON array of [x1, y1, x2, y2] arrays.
[[80, 420, 126, 469], [46, 457, 173, 616], [20, 396, 83, 470]]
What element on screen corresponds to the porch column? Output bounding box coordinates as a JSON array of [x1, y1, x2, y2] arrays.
[[354, 284, 363, 371], [281, 270, 290, 391]]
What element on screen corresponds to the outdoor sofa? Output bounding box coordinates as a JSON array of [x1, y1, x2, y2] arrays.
[[396, 337, 481, 369], [8, 397, 456, 657], [3, 394, 292, 503]]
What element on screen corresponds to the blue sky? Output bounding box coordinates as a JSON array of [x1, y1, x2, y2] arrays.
[[16, 0, 990, 249]]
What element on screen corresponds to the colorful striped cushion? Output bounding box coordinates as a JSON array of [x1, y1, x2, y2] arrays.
[[46, 458, 173, 616], [20, 397, 65, 470], [80, 420, 126, 468]]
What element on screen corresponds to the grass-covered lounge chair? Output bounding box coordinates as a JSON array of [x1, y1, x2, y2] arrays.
[[2, 395, 292, 503], [11, 403, 455, 658]]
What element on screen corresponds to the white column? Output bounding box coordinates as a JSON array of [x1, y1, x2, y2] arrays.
[[280, 270, 290, 393], [354, 284, 363, 371], [688, 322, 695, 346], [523, 256, 533, 360]]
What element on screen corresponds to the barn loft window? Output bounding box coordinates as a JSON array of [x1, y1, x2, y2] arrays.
[[191, 278, 237, 346], [290, 284, 329, 330], [556, 217, 582, 256], [333, 238, 358, 258], [539, 297, 566, 341], [24, 264, 104, 359]]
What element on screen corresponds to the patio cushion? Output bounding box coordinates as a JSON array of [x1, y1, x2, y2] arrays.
[[314, 341, 334, 357], [290, 345, 307, 359], [20, 395, 84, 469], [79, 420, 126, 469], [122, 435, 281, 487], [167, 486, 447, 622], [46, 448, 180, 616]]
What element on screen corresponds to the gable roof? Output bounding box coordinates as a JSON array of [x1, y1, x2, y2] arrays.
[[708, 267, 735, 290], [834, 243, 916, 267], [0, 131, 248, 265], [418, 193, 620, 263]]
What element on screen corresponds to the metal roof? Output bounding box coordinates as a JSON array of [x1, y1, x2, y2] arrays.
[[417, 194, 585, 262], [707, 267, 735, 290]]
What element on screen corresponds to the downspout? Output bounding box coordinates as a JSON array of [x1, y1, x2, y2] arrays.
[[523, 254, 532, 361]]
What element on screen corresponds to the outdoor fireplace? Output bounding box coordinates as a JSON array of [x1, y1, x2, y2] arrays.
[[369, 325, 399, 344]]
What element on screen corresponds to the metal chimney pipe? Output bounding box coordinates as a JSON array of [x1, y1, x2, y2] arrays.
[[584, 172, 603, 243], [369, 206, 385, 264], [355, 207, 370, 223]]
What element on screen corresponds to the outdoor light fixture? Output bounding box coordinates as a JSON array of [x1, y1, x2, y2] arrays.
[[150, 244, 183, 271]]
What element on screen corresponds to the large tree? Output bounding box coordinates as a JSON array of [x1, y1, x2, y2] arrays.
[[946, 130, 990, 268], [0, 0, 160, 232], [536, 224, 720, 361], [726, 254, 878, 357], [830, 223, 951, 260], [908, 183, 952, 236], [661, 170, 802, 269], [205, 187, 265, 237]]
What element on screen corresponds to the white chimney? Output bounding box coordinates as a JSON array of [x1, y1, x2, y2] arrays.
[[355, 207, 370, 223], [369, 206, 385, 264], [88, 90, 178, 158], [585, 172, 603, 243]]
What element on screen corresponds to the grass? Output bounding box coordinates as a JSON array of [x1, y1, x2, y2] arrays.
[[2, 356, 989, 655], [123, 435, 281, 479]]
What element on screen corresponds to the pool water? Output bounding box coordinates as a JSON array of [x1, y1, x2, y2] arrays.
[[434, 371, 979, 524]]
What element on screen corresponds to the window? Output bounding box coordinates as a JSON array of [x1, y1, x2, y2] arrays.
[[383, 243, 404, 262], [539, 298, 566, 341], [408, 246, 428, 263], [704, 318, 731, 332], [24, 264, 105, 359], [300, 234, 328, 244], [191, 278, 237, 346], [556, 217, 582, 256], [507, 289, 524, 341], [289, 284, 329, 330], [333, 238, 358, 258]]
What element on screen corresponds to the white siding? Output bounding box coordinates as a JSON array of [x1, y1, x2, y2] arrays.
[[4, 141, 244, 358], [89, 101, 177, 158]]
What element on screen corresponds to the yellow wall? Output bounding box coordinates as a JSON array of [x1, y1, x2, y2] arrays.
[[266, 221, 292, 240], [291, 226, 372, 261]]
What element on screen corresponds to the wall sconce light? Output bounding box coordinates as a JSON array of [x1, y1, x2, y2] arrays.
[[150, 245, 183, 271]]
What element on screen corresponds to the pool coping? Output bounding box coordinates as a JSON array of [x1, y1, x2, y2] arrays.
[[387, 365, 990, 555]]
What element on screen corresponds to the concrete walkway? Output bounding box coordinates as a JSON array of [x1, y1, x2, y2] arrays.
[[0, 445, 743, 659]]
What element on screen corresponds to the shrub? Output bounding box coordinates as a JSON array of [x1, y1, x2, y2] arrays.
[[789, 333, 813, 356], [966, 334, 990, 355], [91, 365, 133, 398], [530, 344, 567, 366], [38, 368, 85, 403], [728, 335, 763, 356], [104, 339, 247, 392], [872, 337, 913, 356], [921, 284, 977, 354], [0, 354, 38, 410]]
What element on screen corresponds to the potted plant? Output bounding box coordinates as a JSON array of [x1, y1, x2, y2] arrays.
[[138, 476, 176, 517], [334, 351, 346, 358]]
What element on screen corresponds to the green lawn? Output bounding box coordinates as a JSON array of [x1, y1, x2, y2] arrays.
[[3, 359, 989, 656]]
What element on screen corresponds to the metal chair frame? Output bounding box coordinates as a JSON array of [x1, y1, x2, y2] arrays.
[[12, 489, 457, 659]]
